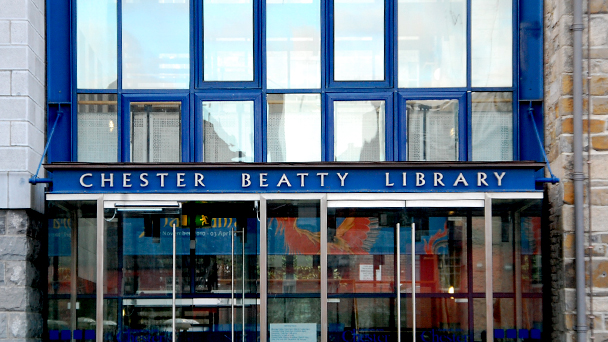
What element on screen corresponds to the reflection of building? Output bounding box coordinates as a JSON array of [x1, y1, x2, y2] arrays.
[[0, 1, 602, 342]]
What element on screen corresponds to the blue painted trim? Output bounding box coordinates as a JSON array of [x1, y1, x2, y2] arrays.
[[29, 107, 64, 184]]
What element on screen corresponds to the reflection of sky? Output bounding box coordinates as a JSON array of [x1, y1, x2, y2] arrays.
[[203, 101, 254, 162], [123, 0, 189, 89], [204, 0, 254, 81], [334, 0, 384, 81], [267, 0, 320, 88], [77, 0, 117, 89]]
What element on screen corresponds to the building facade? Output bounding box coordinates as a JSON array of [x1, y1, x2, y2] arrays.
[[1, 0, 602, 341]]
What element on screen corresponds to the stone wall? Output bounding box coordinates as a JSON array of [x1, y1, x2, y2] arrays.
[[0, 1, 46, 342], [545, 0, 608, 341]]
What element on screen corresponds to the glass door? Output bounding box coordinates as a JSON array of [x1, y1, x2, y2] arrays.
[[103, 201, 260, 342], [326, 201, 405, 342]]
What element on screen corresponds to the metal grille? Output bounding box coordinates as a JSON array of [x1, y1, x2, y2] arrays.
[[407, 100, 458, 161], [77, 94, 118, 162], [131, 108, 181, 162], [471, 92, 513, 161]]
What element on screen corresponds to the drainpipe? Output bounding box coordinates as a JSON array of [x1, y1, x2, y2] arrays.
[[572, 0, 587, 341]]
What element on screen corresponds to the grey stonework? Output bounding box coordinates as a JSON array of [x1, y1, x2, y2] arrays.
[[0, 210, 43, 342], [545, 0, 608, 341]]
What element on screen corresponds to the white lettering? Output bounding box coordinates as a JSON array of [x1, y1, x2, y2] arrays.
[[123, 173, 132, 188], [140, 173, 149, 187], [157, 173, 168, 187], [101, 173, 114, 188], [241, 173, 251, 187], [79, 173, 93, 188], [277, 174, 292, 187], [494, 172, 506, 186], [402, 172, 407, 186], [434, 173, 445, 186], [337, 173, 348, 187], [177, 173, 186, 187], [453, 173, 469, 186], [385, 173, 394, 187], [477, 172, 488, 186], [297, 173, 308, 187], [317, 173, 328, 186], [195, 173, 205, 187], [260, 173, 268, 187], [416, 173, 425, 186]]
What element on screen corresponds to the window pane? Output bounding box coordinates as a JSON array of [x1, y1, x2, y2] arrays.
[[77, 0, 117, 89], [398, 0, 466, 88], [130, 102, 181, 162], [122, 0, 189, 89], [334, 101, 385, 161], [267, 0, 320, 89], [202, 101, 254, 162], [267, 94, 321, 162], [472, 0, 512, 87], [204, 0, 254, 81], [407, 100, 458, 161], [77, 94, 118, 162], [471, 92, 513, 161], [334, 0, 384, 81]]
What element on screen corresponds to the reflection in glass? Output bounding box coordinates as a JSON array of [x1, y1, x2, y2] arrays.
[[328, 298, 395, 340], [472, 0, 512, 87], [472, 92, 513, 161], [267, 0, 320, 89], [204, 0, 254, 81], [473, 298, 486, 341], [327, 208, 396, 294], [398, 0, 466, 88], [472, 215, 485, 292], [202, 101, 254, 162], [410, 298, 468, 340], [122, 0, 189, 89], [407, 100, 458, 161], [268, 201, 321, 294], [130, 102, 181, 162], [269, 298, 321, 341], [402, 208, 469, 294], [334, 0, 384, 81], [493, 298, 515, 331], [267, 94, 321, 162], [334, 101, 385, 161], [77, 94, 118, 162], [77, 0, 117, 89], [522, 298, 543, 339]]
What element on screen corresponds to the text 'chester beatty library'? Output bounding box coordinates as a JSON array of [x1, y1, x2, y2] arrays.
[[44, 0, 547, 341]]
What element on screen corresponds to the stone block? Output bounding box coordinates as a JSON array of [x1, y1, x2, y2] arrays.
[[593, 135, 608, 150], [0, 313, 6, 339], [0, 121, 9, 147], [592, 76, 608, 96], [11, 70, 44, 105], [10, 121, 44, 155], [9, 313, 42, 338], [0, 46, 28, 70], [590, 16, 608, 46], [0, 173, 7, 208], [0, 236, 31, 261], [7, 261, 38, 287], [590, 0, 608, 13], [0, 148, 27, 171], [7, 173, 34, 210], [563, 181, 574, 204], [0, 71, 10, 95], [0, 97, 27, 120], [9, 20, 27, 44], [0, 20, 9, 44], [591, 188, 608, 205], [590, 47, 608, 59], [593, 97, 608, 115], [562, 117, 605, 133], [0, 0, 27, 19]]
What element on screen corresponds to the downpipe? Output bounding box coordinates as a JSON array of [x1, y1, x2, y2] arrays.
[[572, 0, 587, 340]]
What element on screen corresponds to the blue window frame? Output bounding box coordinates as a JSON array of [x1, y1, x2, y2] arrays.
[[46, 0, 544, 164]]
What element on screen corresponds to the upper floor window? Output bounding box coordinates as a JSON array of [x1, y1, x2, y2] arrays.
[[69, 0, 521, 163]]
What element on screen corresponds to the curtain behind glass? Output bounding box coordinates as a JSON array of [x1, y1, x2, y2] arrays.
[[77, 94, 118, 162], [471, 92, 513, 161], [407, 100, 458, 161]]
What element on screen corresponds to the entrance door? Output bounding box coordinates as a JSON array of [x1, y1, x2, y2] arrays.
[[102, 201, 259, 342], [326, 201, 404, 342]]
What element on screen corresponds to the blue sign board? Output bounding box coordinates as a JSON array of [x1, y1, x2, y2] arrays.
[[48, 166, 541, 193]]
